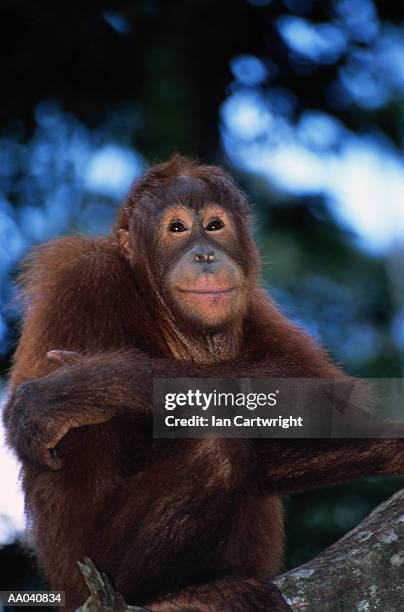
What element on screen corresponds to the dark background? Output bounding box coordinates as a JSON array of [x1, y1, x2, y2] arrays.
[[0, 0, 404, 597]]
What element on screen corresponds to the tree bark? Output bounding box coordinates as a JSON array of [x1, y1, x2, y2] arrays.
[[272, 488, 404, 611], [76, 488, 404, 611]]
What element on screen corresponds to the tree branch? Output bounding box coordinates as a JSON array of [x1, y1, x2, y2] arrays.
[[75, 558, 149, 612], [273, 488, 404, 611]]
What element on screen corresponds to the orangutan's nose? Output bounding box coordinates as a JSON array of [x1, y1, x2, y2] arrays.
[[193, 252, 216, 264]]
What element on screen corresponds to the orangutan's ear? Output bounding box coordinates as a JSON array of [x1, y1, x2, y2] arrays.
[[117, 229, 130, 254]]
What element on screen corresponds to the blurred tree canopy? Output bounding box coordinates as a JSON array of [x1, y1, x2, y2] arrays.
[[0, 0, 403, 156], [0, 0, 403, 576]]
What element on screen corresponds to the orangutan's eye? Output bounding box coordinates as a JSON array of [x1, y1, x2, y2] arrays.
[[206, 218, 224, 232], [169, 220, 187, 233]]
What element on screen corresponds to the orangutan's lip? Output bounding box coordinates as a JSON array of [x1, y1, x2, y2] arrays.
[[177, 287, 236, 295]]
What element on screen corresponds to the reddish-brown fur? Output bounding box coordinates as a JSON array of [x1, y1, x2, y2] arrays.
[[3, 156, 404, 611]]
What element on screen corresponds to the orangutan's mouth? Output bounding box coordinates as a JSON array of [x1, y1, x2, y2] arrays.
[[177, 287, 235, 295]]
